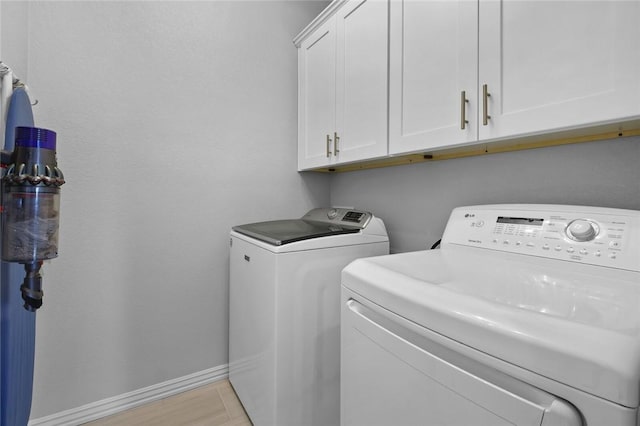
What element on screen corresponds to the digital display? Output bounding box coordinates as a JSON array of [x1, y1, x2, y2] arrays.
[[497, 216, 544, 226], [343, 211, 364, 223]]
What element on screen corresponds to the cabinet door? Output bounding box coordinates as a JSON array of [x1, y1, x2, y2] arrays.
[[389, 0, 478, 155], [479, 0, 640, 141], [334, 0, 389, 164], [298, 18, 337, 170]]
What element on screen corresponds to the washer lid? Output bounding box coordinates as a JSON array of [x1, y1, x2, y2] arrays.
[[232, 208, 374, 246], [232, 219, 360, 246], [342, 246, 640, 408]]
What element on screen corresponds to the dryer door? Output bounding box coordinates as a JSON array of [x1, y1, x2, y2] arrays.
[[341, 290, 583, 426]]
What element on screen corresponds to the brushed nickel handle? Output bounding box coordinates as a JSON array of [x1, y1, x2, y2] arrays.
[[460, 90, 469, 130], [482, 84, 491, 126], [326, 134, 332, 158], [334, 132, 340, 156]]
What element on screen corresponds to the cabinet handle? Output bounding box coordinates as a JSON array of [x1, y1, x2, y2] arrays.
[[334, 132, 340, 156], [326, 134, 332, 158], [460, 91, 469, 130], [482, 84, 491, 126]]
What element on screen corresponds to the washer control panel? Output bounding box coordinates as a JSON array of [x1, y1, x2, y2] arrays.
[[302, 207, 372, 229], [443, 204, 640, 272]]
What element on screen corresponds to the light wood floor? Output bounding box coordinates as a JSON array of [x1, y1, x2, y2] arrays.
[[84, 380, 252, 426]]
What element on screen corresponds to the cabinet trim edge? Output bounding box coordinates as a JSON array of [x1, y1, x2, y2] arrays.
[[293, 0, 348, 47], [304, 128, 640, 173]]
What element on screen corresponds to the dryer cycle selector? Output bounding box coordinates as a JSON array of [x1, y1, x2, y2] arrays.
[[566, 219, 599, 242]]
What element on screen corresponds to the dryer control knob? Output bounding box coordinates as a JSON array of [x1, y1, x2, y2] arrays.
[[566, 219, 598, 242], [327, 208, 339, 220]]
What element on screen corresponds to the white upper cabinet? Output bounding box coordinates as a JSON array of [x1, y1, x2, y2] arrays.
[[335, 0, 389, 165], [389, 0, 478, 155], [296, 0, 388, 171], [390, 0, 640, 156], [298, 18, 337, 169], [479, 0, 640, 141]]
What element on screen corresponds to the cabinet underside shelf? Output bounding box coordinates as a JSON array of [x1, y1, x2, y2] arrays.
[[304, 124, 640, 173]]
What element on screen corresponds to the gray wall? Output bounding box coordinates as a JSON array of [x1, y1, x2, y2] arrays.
[[2, 0, 330, 419], [330, 137, 640, 253], [2, 0, 640, 420]]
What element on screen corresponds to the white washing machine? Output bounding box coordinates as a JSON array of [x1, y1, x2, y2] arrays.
[[229, 207, 389, 426], [341, 204, 640, 426]]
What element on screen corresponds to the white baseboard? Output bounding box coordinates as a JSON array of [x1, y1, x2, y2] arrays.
[[28, 364, 229, 426]]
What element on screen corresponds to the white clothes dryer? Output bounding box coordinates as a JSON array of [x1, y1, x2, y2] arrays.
[[341, 204, 640, 426], [229, 208, 388, 426]]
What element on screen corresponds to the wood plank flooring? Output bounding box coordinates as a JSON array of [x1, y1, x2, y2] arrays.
[[84, 380, 252, 426]]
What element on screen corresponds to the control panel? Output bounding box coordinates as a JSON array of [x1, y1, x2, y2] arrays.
[[442, 205, 640, 272], [302, 207, 372, 229]]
